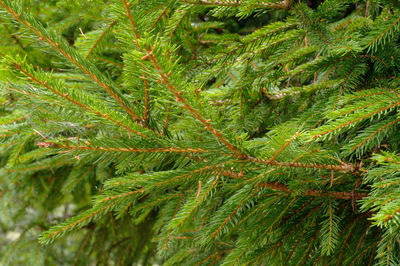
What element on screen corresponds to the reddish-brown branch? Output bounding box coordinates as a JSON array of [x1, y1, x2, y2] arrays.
[[218, 170, 367, 200], [0, 114, 29, 125], [163, 194, 184, 250], [122, 1, 155, 129], [140, 76, 150, 124], [311, 102, 400, 139], [85, 20, 116, 59], [181, 0, 291, 9], [12, 63, 146, 138], [162, 104, 170, 136], [247, 156, 358, 173], [368, 15, 400, 48], [211, 190, 258, 239], [149, 6, 168, 31], [259, 182, 367, 200], [37, 142, 208, 154], [147, 50, 244, 158], [269, 131, 301, 162], [0, 2, 147, 129], [352, 118, 400, 152], [122, 0, 141, 50], [45, 201, 117, 239], [145, 52, 362, 174]]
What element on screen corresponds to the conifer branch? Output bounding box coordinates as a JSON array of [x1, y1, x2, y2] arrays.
[[268, 131, 301, 162], [4, 162, 69, 173], [37, 142, 208, 154], [140, 76, 150, 123], [0, 114, 29, 125], [163, 194, 184, 250], [44, 201, 117, 240], [0, 18, 24, 50], [11, 62, 146, 138], [122, 0, 141, 50], [286, 223, 307, 261], [310, 102, 400, 139], [180, 0, 291, 9], [337, 224, 355, 266], [5, 84, 62, 106], [73, 229, 94, 265], [168, 8, 190, 38], [248, 157, 358, 173], [259, 182, 367, 200], [85, 20, 116, 59], [333, 61, 359, 110], [150, 6, 168, 31], [162, 104, 170, 136], [40, 190, 143, 243], [210, 190, 258, 239], [368, 16, 400, 49], [99, 190, 144, 203], [232, 197, 297, 264], [2, 0, 399, 263], [170, 179, 218, 229], [148, 51, 244, 158], [342, 90, 386, 104], [351, 118, 400, 152], [122, 0, 154, 128], [234, 196, 284, 228], [349, 241, 379, 266], [333, 101, 380, 118], [0, 1, 147, 129]]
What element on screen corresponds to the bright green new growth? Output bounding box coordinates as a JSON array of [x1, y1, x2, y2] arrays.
[[1, 0, 400, 265]]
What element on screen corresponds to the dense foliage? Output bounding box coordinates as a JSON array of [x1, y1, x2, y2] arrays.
[[1, 0, 400, 264]]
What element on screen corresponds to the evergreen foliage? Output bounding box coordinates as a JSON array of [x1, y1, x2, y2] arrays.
[[1, 0, 400, 264]]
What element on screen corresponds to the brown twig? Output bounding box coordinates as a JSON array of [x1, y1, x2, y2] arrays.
[[269, 132, 301, 162], [180, 0, 291, 9], [122, 1, 155, 129], [0, 2, 149, 131], [37, 142, 208, 154], [122, 0, 141, 50], [247, 156, 359, 173], [12, 63, 146, 138], [147, 49, 244, 158], [259, 182, 367, 200], [85, 20, 116, 59]]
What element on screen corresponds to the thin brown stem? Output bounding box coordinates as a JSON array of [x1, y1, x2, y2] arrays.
[[122, 0, 141, 50], [181, 0, 291, 9], [269, 132, 301, 162], [123, 0, 155, 128], [162, 104, 170, 136], [0, 2, 153, 132], [12, 63, 146, 138], [140, 76, 150, 124], [37, 142, 208, 154], [85, 20, 116, 59], [247, 156, 359, 174], [148, 50, 244, 158], [259, 182, 367, 200]]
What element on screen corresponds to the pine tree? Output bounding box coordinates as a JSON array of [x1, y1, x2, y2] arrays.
[[1, 0, 400, 264]]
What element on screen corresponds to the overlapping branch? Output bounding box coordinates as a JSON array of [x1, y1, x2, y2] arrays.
[[259, 182, 367, 200], [0, 1, 153, 132], [181, 0, 291, 9], [37, 141, 208, 154], [11, 62, 146, 138], [147, 49, 245, 158]]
